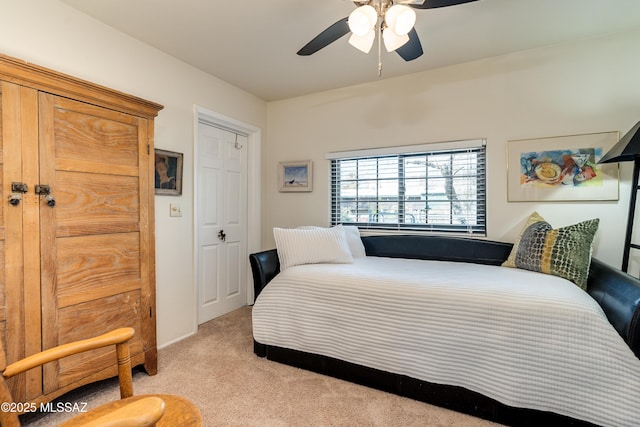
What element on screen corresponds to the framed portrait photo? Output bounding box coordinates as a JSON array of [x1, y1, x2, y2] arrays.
[[154, 149, 183, 196], [507, 131, 619, 202], [278, 160, 312, 192]]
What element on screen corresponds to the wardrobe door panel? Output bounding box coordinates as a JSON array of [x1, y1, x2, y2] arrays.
[[0, 86, 6, 351], [38, 93, 154, 394], [0, 82, 41, 402], [55, 290, 144, 389], [52, 106, 139, 168], [54, 171, 140, 236], [56, 233, 141, 306], [0, 85, 14, 398]]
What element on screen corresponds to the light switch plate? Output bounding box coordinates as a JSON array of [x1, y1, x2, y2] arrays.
[[170, 203, 182, 217]]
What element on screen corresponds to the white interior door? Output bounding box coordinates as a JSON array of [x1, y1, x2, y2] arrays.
[[197, 121, 248, 324]]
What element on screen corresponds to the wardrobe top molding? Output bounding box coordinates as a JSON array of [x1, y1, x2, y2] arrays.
[[0, 53, 163, 118]]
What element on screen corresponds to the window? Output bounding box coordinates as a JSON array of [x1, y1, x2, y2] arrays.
[[328, 140, 486, 235]]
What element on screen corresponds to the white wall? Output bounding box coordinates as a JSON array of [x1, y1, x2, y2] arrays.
[[265, 28, 640, 272], [0, 0, 267, 347]]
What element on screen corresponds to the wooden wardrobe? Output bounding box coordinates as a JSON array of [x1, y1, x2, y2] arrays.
[[0, 54, 163, 405]]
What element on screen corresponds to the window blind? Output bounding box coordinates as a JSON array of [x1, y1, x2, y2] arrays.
[[329, 141, 486, 235]]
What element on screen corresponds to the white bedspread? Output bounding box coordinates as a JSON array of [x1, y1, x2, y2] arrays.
[[252, 257, 640, 427]]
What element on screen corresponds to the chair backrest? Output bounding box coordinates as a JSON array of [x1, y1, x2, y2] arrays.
[[0, 328, 136, 427]]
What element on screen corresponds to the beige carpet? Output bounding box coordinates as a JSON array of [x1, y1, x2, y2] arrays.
[[22, 306, 501, 426]]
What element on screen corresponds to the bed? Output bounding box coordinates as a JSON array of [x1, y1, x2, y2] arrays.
[[250, 223, 640, 427]]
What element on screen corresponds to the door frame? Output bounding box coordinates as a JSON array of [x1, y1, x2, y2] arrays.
[[193, 105, 261, 327]]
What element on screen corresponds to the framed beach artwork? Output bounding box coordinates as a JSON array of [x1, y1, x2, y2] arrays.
[[154, 149, 183, 196], [279, 160, 312, 192], [507, 131, 619, 202]]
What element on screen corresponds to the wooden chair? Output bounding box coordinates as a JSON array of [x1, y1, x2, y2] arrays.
[[0, 328, 202, 427]]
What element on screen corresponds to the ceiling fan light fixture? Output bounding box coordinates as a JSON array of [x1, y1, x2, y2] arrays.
[[348, 5, 378, 36], [383, 28, 409, 52], [349, 30, 376, 53], [384, 4, 416, 36]]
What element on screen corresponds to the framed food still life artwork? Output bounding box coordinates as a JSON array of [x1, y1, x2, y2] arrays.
[[507, 131, 619, 202], [155, 149, 183, 196], [279, 160, 312, 192]]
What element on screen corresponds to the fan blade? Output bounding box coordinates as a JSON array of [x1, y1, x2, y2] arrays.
[[410, 0, 477, 9], [395, 28, 423, 61], [297, 17, 350, 56]]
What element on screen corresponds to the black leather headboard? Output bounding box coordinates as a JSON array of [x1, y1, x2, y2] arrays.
[[361, 235, 513, 265]]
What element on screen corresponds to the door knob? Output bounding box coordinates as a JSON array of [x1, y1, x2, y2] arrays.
[[218, 230, 226, 242], [8, 193, 21, 206], [35, 184, 55, 207]]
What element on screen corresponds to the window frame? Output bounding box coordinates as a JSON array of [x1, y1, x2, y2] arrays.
[[327, 140, 486, 236]]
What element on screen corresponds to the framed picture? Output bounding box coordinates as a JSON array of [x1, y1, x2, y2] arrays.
[[154, 149, 183, 196], [278, 160, 312, 192], [507, 131, 619, 202]]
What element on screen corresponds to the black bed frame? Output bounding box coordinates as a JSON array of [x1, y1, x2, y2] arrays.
[[253, 342, 593, 426]]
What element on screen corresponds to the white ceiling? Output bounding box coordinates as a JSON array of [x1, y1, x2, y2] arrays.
[[60, 0, 640, 102]]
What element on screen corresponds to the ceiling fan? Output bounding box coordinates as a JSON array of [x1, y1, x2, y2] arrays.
[[297, 0, 478, 73]]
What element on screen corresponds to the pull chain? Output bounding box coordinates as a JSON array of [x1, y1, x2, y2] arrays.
[[377, 16, 382, 76]]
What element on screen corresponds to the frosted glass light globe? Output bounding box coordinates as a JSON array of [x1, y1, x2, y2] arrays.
[[383, 28, 409, 52], [348, 5, 377, 36], [349, 30, 376, 53], [385, 4, 416, 36]]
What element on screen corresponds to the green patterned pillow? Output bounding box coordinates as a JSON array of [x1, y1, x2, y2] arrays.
[[502, 212, 599, 290]]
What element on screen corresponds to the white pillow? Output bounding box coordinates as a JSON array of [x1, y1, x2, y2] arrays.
[[336, 225, 366, 258], [296, 225, 366, 258], [274, 227, 353, 270]]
